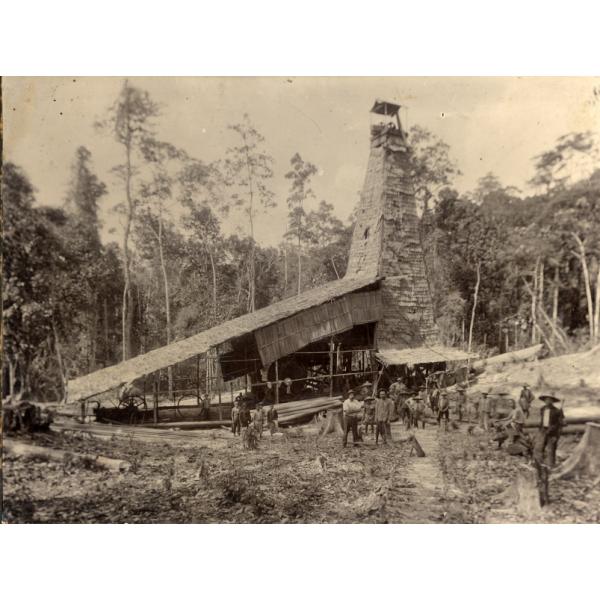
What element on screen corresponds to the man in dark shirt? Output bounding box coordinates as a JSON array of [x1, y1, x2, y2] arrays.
[[534, 395, 565, 468], [239, 401, 252, 430], [266, 403, 279, 435], [519, 384, 534, 418]]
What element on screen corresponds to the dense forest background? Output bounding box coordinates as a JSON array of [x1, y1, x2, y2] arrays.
[[3, 81, 599, 401]]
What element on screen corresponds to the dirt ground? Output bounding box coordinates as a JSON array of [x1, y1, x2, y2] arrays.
[[2, 420, 599, 524]]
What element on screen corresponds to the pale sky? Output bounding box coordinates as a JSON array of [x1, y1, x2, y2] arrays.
[[4, 77, 600, 247]]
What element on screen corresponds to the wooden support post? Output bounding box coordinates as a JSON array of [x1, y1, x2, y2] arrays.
[[275, 359, 280, 405], [196, 355, 201, 406], [329, 338, 334, 398], [230, 381, 234, 403], [218, 386, 222, 420], [153, 372, 159, 424]]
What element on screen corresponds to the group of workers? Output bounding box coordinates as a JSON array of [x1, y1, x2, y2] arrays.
[[341, 377, 565, 468], [341, 380, 431, 447], [230, 395, 279, 438]]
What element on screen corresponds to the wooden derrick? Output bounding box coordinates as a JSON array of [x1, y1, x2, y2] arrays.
[[551, 422, 600, 481]]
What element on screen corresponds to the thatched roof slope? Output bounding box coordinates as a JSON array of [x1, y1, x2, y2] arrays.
[[67, 275, 380, 402]]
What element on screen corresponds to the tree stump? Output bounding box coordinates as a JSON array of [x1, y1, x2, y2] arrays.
[[408, 435, 426, 457], [551, 423, 600, 481], [512, 463, 545, 518], [319, 409, 344, 436]]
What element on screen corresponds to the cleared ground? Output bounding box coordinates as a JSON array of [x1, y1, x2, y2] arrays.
[[3, 419, 599, 524]]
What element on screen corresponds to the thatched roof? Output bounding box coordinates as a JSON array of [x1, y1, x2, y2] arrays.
[[375, 346, 477, 367], [67, 275, 380, 402]]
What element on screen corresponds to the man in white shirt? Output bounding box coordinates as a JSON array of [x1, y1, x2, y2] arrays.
[[342, 391, 363, 448]]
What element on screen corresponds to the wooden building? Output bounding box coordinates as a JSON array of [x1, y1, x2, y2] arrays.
[[67, 100, 475, 420]]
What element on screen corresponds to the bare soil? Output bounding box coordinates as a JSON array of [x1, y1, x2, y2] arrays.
[[2, 421, 599, 523]]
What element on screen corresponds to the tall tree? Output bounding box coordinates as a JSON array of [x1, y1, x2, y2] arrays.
[[96, 80, 159, 360], [224, 114, 275, 312], [285, 153, 318, 295]]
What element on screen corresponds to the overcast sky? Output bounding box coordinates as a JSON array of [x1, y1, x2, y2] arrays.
[[4, 76, 600, 247]]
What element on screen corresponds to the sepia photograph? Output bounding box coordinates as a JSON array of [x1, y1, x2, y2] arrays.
[[2, 75, 600, 525]]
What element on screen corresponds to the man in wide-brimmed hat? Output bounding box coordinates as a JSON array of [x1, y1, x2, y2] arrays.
[[438, 391, 450, 431], [534, 395, 565, 467]]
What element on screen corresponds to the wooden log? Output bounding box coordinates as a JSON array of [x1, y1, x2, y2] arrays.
[[551, 422, 600, 481], [3, 439, 131, 472], [523, 406, 600, 429], [473, 344, 543, 371]]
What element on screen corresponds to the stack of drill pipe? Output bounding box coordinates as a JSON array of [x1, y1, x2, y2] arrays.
[[275, 396, 343, 424]]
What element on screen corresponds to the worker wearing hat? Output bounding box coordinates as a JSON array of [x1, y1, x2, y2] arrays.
[[534, 395, 565, 468], [518, 383, 534, 418], [481, 388, 495, 431], [437, 391, 450, 431]]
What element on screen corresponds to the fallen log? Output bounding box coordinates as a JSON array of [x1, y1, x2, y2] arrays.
[[3, 439, 131, 472], [550, 422, 600, 481], [523, 406, 600, 429], [473, 344, 543, 371], [142, 420, 230, 430]]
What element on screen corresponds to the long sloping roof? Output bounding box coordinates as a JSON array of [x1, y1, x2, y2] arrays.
[[67, 275, 380, 402], [375, 346, 477, 366]]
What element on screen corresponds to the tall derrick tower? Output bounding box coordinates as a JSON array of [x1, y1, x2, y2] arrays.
[[346, 100, 439, 350]]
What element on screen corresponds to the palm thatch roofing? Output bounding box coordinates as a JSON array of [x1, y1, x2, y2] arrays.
[[67, 275, 381, 402], [375, 346, 477, 367]]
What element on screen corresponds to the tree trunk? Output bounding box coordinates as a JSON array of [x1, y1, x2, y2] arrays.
[[244, 143, 256, 313], [330, 257, 340, 279], [531, 257, 540, 344], [572, 233, 595, 341], [103, 297, 110, 366], [208, 246, 218, 323], [52, 320, 68, 402], [8, 357, 16, 397], [122, 136, 134, 361], [157, 215, 173, 402], [539, 260, 545, 321], [552, 265, 559, 328], [283, 244, 288, 294], [467, 261, 481, 356], [297, 234, 302, 296], [594, 263, 600, 344]]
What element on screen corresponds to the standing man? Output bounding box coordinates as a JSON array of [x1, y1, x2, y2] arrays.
[[266, 402, 279, 436], [413, 393, 426, 429], [438, 391, 450, 431], [253, 401, 265, 439], [385, 390, 395, 439], [535, 395, 565, 468], [231, 398, 241, 436], [239, 400, 252, 432], [430, 384, 440, 415], [456, 385, 467, 422], [375, 389, 391, 445], [389, 377, 406, 404], [342, 391, 363, 448], [362, 395, 376, 438], [519, 383, 534, 418], [508, 397, 527, 435], [481, 389, 493, 431]]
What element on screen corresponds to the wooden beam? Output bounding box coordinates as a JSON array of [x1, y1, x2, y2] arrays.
[[275, 359, 280, 404]]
